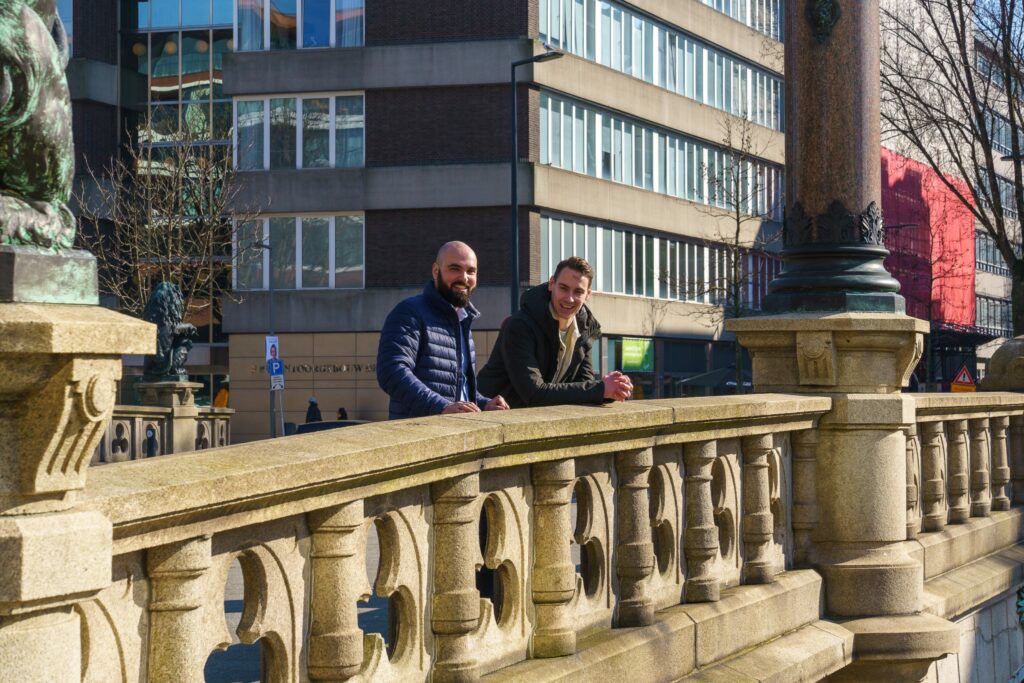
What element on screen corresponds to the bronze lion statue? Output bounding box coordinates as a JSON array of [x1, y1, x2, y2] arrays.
[[142, 282, 197, 382]]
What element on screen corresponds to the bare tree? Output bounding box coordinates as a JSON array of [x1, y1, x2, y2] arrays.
[[74, 118, 262, 324], [881, 0, 1024, 334]]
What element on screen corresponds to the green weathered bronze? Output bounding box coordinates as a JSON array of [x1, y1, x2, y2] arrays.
[[142, 282, 196, 382], [0, 0, 75, 251]]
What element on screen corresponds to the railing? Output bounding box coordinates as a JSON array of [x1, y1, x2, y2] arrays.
[[76, 394, 829, 682], [91, 405, 232, 463]]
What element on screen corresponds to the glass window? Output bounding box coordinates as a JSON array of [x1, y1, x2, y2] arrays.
[[270, 0, 297, 49], [335, 95, 364, 167], [301, 217, 330, 287], [238, 0, 264, 50], [236, 100, 264, 170], [335, 216, 364, 288], [182, 0, 210, 26], [150, 103, 179, 138], [211, 29, 231, 99], [129, 0, 150, 29], [212, 102, 232, 140], [303, 0, 331, 47], [269, 97, 296, 169], [301, 98, 330, 168], [150, 32, 179, 103], [213, 0, 233, 25], [235, 220, 264, 289], [337, 0, 364, 47], [270, 217, 296, 289], [151, 0, 178, 28], [181, 31, 212, 137]]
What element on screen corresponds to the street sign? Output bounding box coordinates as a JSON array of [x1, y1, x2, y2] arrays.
[[950, 364, 976, 393], [270, 374, 284, 391], [266, 359, 284, 376], [265, 336, 285, 391]]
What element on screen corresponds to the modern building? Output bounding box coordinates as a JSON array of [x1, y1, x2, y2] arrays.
[[221, 0, 788, 440]]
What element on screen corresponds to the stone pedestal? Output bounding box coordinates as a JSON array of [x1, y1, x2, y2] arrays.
[[0, 302, 153, 682], [137, 381, 203, 454]]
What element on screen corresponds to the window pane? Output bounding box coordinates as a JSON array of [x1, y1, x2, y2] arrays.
[[213, 0, 233, 24], [335, 216, 364, 288], [270, 0, 297, 49], [269, 97, 296, 169], [182, 0, 210, 26], [235, 220, 264, 289], [236, 100, 264, 170], [212, 102, 232, 140], [128, 0, 150, 29], [151, 0, 178, 28], [211, 29, 231, 98], [238, 0, 264, 50], [302, 98, 330, 168], [335, 95, 364, 167], [181, 31, 212, 138], [270, 217, 296, 289], [337, 0, 364, 47], [150, 103, 179, 138], [301, 217, 330, 287], [303, 0, 331, 47], [150, 32, 179, 102]]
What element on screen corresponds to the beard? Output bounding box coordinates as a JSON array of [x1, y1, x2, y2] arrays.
[[436, 272, 473, 307]]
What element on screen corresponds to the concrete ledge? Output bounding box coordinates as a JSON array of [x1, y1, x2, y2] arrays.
[[907, 509, 1024, 580], [924, 542, 1024, 621], [484, 570, 823, 682]]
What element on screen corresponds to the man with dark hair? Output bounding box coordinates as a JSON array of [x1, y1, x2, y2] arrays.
[[478, 256, 632, 407], [377, 241, 509, 419]]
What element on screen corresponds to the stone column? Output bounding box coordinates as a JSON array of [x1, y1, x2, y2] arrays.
[[741, 434, 775, 584], [531, 459, 576, 657], [920, 422, 947, 533], [308, 502, 365, 681], [147, 536, 214, 683], [905, 424, 921, 540], [684, 440, 719, 603], [614, 448, 654, 626], [430, 474, 480, 682], [968, 418, 992, 518], [791, 429, 818, 566], [946, 420, 971, 524], [137, 381, 204, 454], [1011, 415, 1024, 505], [991, 416, 1011, 511]]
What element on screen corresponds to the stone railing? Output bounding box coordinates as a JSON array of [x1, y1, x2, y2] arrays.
[[91, 405, 232, 463], [73, 394, 831, 683]]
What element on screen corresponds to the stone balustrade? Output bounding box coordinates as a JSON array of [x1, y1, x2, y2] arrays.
[[69, 394, 833, 682], [92, 405, 232, 463]]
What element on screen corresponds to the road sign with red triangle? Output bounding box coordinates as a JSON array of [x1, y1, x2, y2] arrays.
[[950, 364, 975, 392]]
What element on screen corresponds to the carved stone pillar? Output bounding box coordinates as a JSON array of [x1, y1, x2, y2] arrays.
[[1011, 415, 1024, 505], [968, 418, 992, 518], [147, 536, 214, 683], [741, 434, 775, 584], [991, 417, 1011, 511], [308, 501, 364, 681], [920, 422, 947, 533], [905, 424, 921, 540], [137, 381, 204, 455], [791, 429, 818, 566], [531, 459, 576, 657], [946, 420, 971, 524], [430, 474, 480, 682], [614, 448, 654, 626], [684, 440, 719, 603]]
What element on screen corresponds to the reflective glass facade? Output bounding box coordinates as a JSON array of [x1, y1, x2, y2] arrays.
[[237, 0, 364, 50]]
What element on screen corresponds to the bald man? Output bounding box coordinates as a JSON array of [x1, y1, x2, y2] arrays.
[[376, 242, 509, 419]]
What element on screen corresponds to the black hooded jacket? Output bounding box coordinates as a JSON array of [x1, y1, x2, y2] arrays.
[[477, 283, 604, 407]]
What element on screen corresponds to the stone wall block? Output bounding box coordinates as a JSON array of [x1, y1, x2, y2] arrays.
[[791, 429, 818, 566], [308, 501, 365, 681], [430, 473, 481, 682], [530, 459, 576, 657], [921, 421, 947, 533], [614, 447, 655, 627], [684, 440, 720, 603], [946, 420, 971, 524], [741, 434, 775, 584], [905, 424, 921, 539], [968, 418, 992, 518], [990, 416, 1011, 511], [1011, 416, 1024, 505]]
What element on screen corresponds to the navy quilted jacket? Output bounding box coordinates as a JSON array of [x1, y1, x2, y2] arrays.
[[376, 281, 491, 419]]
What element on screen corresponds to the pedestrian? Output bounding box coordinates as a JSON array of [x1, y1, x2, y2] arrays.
[[337, 407, 348, 420], [376, 241, 509, 419], [305, 396, 322, 423], [478, 256, 632, 407]]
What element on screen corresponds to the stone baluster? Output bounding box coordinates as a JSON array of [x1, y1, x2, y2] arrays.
[[920, 422, 947, 533], [430, 474, 481, 682], [1011, 415, 1024, 504], [740, 434, 775, 584], [308, 501, 365, 681], [531, 459, 577, 657], [684, 440, 720, 602], [946, 420, 970, 524], [905, 424, 921, 540], [969, 418, 992, 518], [614, 448, 655, 626], [147, 536, 214, 683], [991, 416, 1011, 511], [791, 429, 817, 566]]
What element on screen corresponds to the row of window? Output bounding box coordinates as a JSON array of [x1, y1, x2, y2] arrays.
[[539, 0, 784, 131], [700, 0, 782, 41], [234, 94, 365, 170], [237, 0, 364, 51], [976, 231, 1012, 276], [234, 215, 365, 290], [977, 295, 1012, 336], [982, 171, 1020, 218], [985, 108, 1021, 156], [540, 92, 783, 219], [126, 0, 233, 30], [540, 215, 781, 309]]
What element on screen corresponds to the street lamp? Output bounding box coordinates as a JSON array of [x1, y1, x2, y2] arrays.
[[510, 47, 564, 314]]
